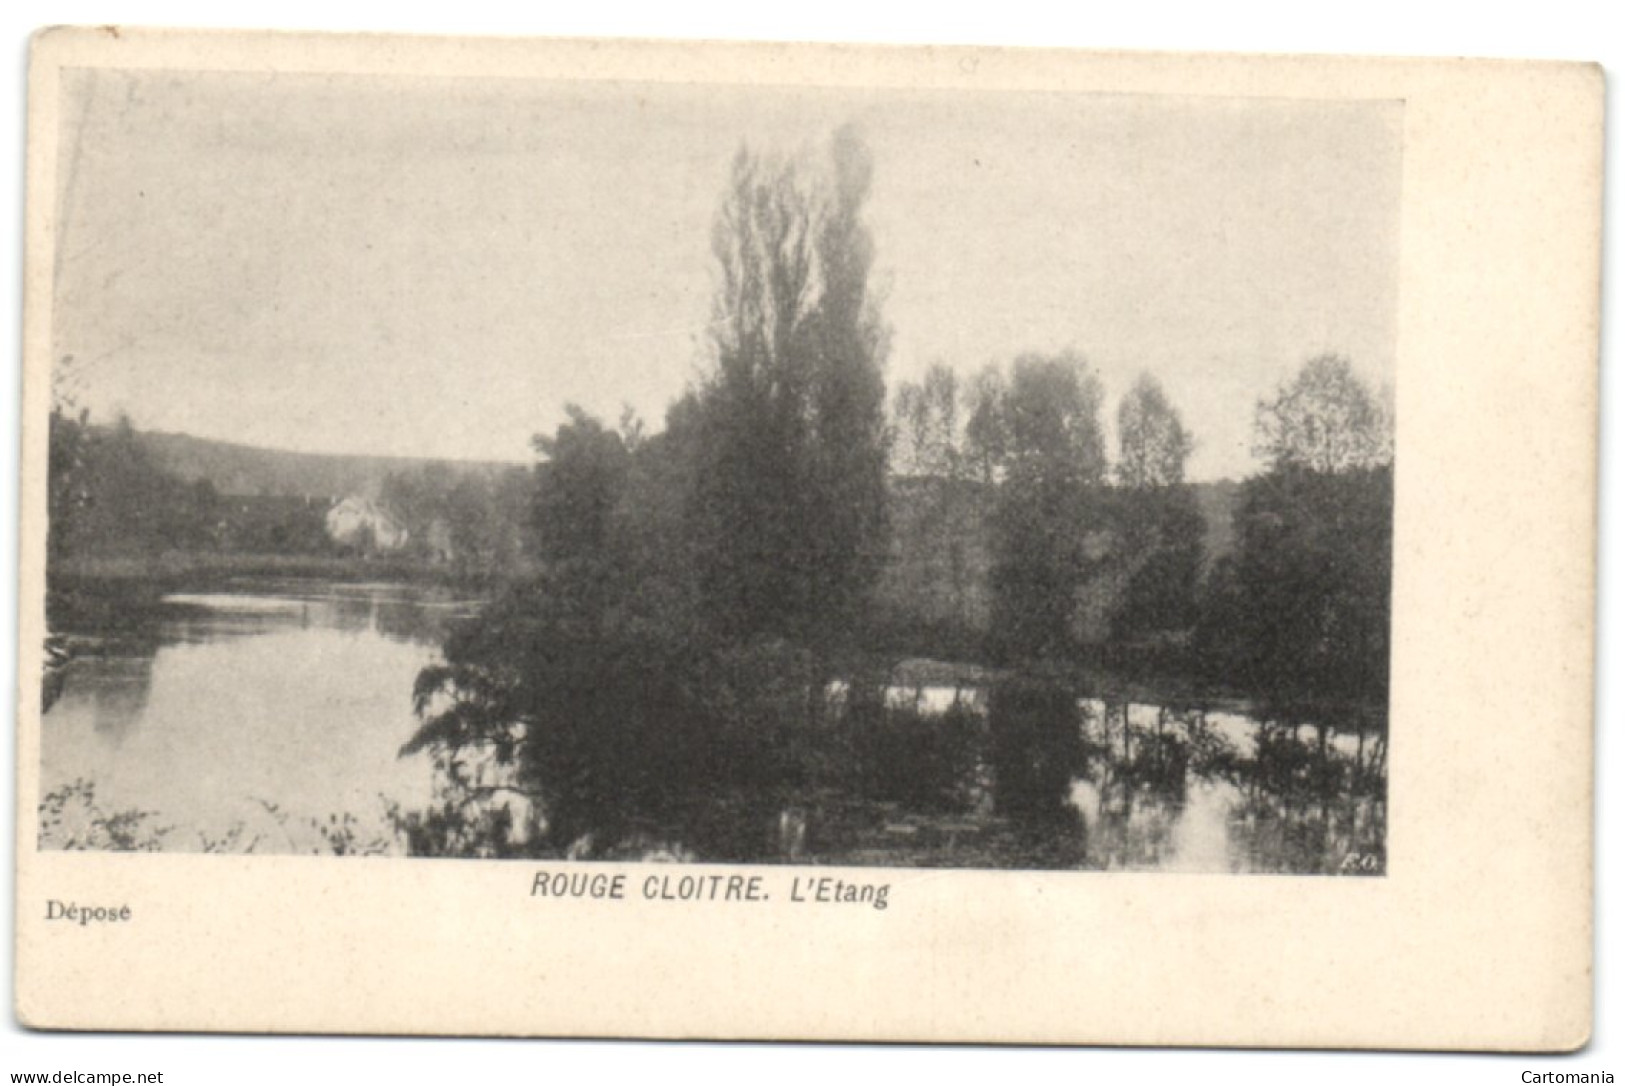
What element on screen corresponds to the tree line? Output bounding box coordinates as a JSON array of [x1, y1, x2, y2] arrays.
[[403, 125, 1394, 858], [45, 404, 529, 577], [48, 410, 236, 561]]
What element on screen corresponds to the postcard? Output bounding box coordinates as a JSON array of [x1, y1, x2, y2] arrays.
[[14, 28, 1600, 1047]]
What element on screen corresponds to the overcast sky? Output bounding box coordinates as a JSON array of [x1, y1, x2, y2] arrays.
[[53, 69, 1401, 481]]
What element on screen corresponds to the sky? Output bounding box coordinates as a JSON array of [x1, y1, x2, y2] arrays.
[[52, 69, 1402, 481]]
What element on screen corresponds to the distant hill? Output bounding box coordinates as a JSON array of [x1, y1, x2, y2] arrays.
[[121, 428, 1244, 567], [129, 429, 530, 500]]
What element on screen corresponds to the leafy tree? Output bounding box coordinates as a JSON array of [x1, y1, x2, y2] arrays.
[[801, 124, 892, 647], [408, 403, 704, 853], [1254, 354, 1391, 473], [1200, 356, 1394, 719], [1205, 465, 1393, 714], [607, 395, 708, 642], [892, 381, 928, 477], [47, 405, 91, 562], [987, 675, 1084, 820], [47, 411, 222, 561], [691, 125, 890, 648], [441, 473, 520, 575], [406, 575, 716, 851], [1111, 373, 1204, 642], [1116, 372, 1194, 489], [988, 351, 1108, 660], [531, 405, 635, 569], [47, 355, 92, 562], [380, 463, 455, 545], [379, 464, 527, 576], [891, 362, 959, 478], [1001, 351, 1107, 488], [1111, 485, 1205, 644], [405, 120, 902, 858], [962, 362, 1009, 485], [886, 362, 983, 644]]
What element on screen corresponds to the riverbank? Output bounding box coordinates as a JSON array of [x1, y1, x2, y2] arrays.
[[49, 550, 520, 586], [37, 572, 1387, 871], [45, 552, 508, 632]]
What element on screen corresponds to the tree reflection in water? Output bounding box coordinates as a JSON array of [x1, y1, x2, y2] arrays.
[[400, 674, 1385, 874], [1071, 701, 1386, 874]]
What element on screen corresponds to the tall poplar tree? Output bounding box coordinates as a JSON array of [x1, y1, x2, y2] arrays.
[[692, 125, 890, 650]]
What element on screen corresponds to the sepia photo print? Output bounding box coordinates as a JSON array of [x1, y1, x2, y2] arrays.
[[15, 30, 1599, 1046], [38, 64, 1399, 873]]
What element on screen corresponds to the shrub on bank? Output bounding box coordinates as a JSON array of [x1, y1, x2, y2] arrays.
[[845, 695, 982, 812], [988, 675, 1083, 819]]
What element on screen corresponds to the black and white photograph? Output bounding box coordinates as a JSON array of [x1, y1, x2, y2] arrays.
[[37, 65, 1398, 873], [11, 24, 1602, 1055]]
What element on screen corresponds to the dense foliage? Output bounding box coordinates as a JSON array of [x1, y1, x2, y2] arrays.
[[688, 125, 891, 649], [43, 125, 1395, 865], [48, 411, 225, 560], [1199, 464, 1393, 717], [47, 405, 530, 576], [392, 125, 1396, 859]]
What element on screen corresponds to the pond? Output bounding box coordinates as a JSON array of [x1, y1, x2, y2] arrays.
[[1065, 701, 1385, 874], [813, 685, 1385, 874], [40, 578, 481, 854], [39, 579, 1386, 872]]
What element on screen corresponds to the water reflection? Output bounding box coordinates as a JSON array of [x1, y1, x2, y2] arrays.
[[42, 581, 1386, 872], [160, 580, 478, 647], [41, 579, 481, 853], [836, 685, 1385, 873], [1067, 700, 1386, 874]]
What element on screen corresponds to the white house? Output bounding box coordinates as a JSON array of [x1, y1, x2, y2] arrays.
[[325, 496, 409, 552]]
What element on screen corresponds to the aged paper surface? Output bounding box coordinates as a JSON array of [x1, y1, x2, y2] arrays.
[[14, 27, 1599, 1047]]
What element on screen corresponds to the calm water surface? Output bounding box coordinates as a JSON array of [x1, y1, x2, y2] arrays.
[[43, 579, 1385, 870], [42, 579, 480, 853]]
